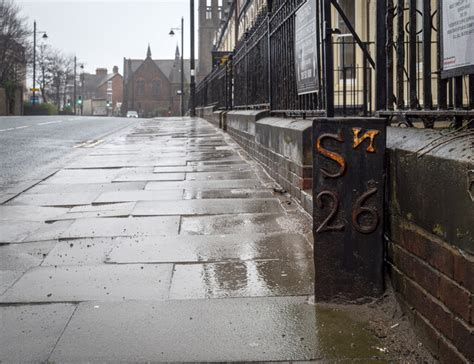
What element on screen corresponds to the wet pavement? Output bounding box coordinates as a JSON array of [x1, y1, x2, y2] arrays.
[[0, 117, 389, 362]]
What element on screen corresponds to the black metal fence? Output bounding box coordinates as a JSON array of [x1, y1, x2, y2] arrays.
[[378, 0, 474, 127], [195, 0, 473, 126], [195, 61, 232, 110], [233, 11, 270, 109]]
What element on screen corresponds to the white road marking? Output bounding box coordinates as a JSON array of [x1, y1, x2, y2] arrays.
[[0, 126, 30, 132], [38, 120, 63, 126], [74, 139, 104, 148], [86, 139, 104, 148]]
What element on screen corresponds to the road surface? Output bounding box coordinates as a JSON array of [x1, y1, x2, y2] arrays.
[[0, 115, 136, 194]]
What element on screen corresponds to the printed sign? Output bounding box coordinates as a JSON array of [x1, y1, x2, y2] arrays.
[[442, 0, 474, 77], [312, 118, 387, 301], [295, 0, 319, 95]]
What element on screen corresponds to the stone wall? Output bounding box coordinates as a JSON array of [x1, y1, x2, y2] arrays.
[[386, 127, 473, 363], [196, 109, 473, 362], [223, 110, 313, 214]]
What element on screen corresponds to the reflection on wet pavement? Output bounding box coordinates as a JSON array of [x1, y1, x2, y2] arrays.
[[0, 117, 388, 362], [169, 259, 314, 299]]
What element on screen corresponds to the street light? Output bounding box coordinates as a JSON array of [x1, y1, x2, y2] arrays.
[[170, 17, 185, 117], [32, 20, 48, 105], [190, 0, 196, 117], [79, 64, 86, 116]]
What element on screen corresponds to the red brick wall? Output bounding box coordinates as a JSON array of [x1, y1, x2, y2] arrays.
[[387, 220, 473, 363], [386, 132, 473, 363], [111, 75, 123, 107]]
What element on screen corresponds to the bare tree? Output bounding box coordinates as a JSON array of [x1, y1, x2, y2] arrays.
[[34, 43, 55, 103], [60, 55, 75, 108], [0, 0, 30, 87]]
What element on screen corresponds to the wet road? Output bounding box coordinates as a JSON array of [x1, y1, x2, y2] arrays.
[[0, 116, 135, 192]]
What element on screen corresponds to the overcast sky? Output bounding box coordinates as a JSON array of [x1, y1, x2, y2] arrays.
[[17, 0, 198, 77]]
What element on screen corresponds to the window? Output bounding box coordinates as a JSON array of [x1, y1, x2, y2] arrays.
[[137, 80, 145, 96], [337, 0, 356, 80], [107, 81, 112, 90], [152, 80, 160, 96]]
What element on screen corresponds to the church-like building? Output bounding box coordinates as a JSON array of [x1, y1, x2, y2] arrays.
[[122, 45, 190, 117]]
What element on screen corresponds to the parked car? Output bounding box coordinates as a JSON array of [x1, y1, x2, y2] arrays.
[[126, 111, 138, 118]]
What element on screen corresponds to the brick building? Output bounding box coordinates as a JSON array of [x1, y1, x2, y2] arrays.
[[123, 45, 190, 118], [81, 66, 123, 114]]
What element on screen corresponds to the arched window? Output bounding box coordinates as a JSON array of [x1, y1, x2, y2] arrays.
[[152, 80, 161, 96], [137, 80, 145, 96]]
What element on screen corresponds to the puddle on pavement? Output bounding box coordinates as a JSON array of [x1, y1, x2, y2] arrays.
[[169, 259, 314, 299]]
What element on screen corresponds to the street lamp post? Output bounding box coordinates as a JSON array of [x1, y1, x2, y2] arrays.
[[170, 17, 185, 117], [190, 0, 196, 117], [73, 56, 77, 115], [32, 20, 48, 105], [80, 64, 85, 116]]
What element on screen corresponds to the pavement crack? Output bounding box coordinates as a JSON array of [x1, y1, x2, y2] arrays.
[[46, 303, 79, 362]]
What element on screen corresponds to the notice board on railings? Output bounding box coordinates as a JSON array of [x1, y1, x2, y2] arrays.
[[441, 0, 474, 78], [295, 0, 319, 95]]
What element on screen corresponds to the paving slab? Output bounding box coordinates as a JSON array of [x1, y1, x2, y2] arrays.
[[94, 189, 184, 204], [48, 297, 385, 362], [0, 221, 45, 243], [45, 205, 135, 222], [169, 259, 314, 299], [67, 158, 188, 169], [181, 213, 310, 236], [0, 205, 69, 221], [7, 192, 101, 207], [185, 152, 237, 161], [113, 172, 185, 182], [26, 181, 146, 194], [185, 171, 256, 181], [153, 164, 250, 173], [0, 180, 40, 194], [22, 220, 74, 243], [183, 188, 274, 200], [69, 202, 136, 212], [188, 159, 249, 166], [0, 264, 173, 303], [42, 237, 120, 266], [145, 179, 262, 190], [0, 270, 23, 295], [106, 233, 311, 264], [59, 217, 180, 239], [133, 198, 283, 216], [0, 304, 76, 363], [43, 169, 122, 184], [0, 241, 56, 270]]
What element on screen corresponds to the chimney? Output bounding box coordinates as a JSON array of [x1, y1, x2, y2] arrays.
[[113, 65, 119, 74], [96, 68, 108, 76]]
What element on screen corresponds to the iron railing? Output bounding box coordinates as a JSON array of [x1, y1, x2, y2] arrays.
[[195, 61, 232, 110], [233, 11, 270, 109], [195, 0, 473, 127]]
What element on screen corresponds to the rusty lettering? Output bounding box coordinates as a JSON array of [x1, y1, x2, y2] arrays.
[[352, 187, 380, 234], [352, 128, 380, 153], [316, 131, 346, 178], [316, 191, 345, 233]]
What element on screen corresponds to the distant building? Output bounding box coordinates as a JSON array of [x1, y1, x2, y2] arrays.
[[123, 45, 190, 117], [81, 66, 123, 115], [197, 0, 233, 81]]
